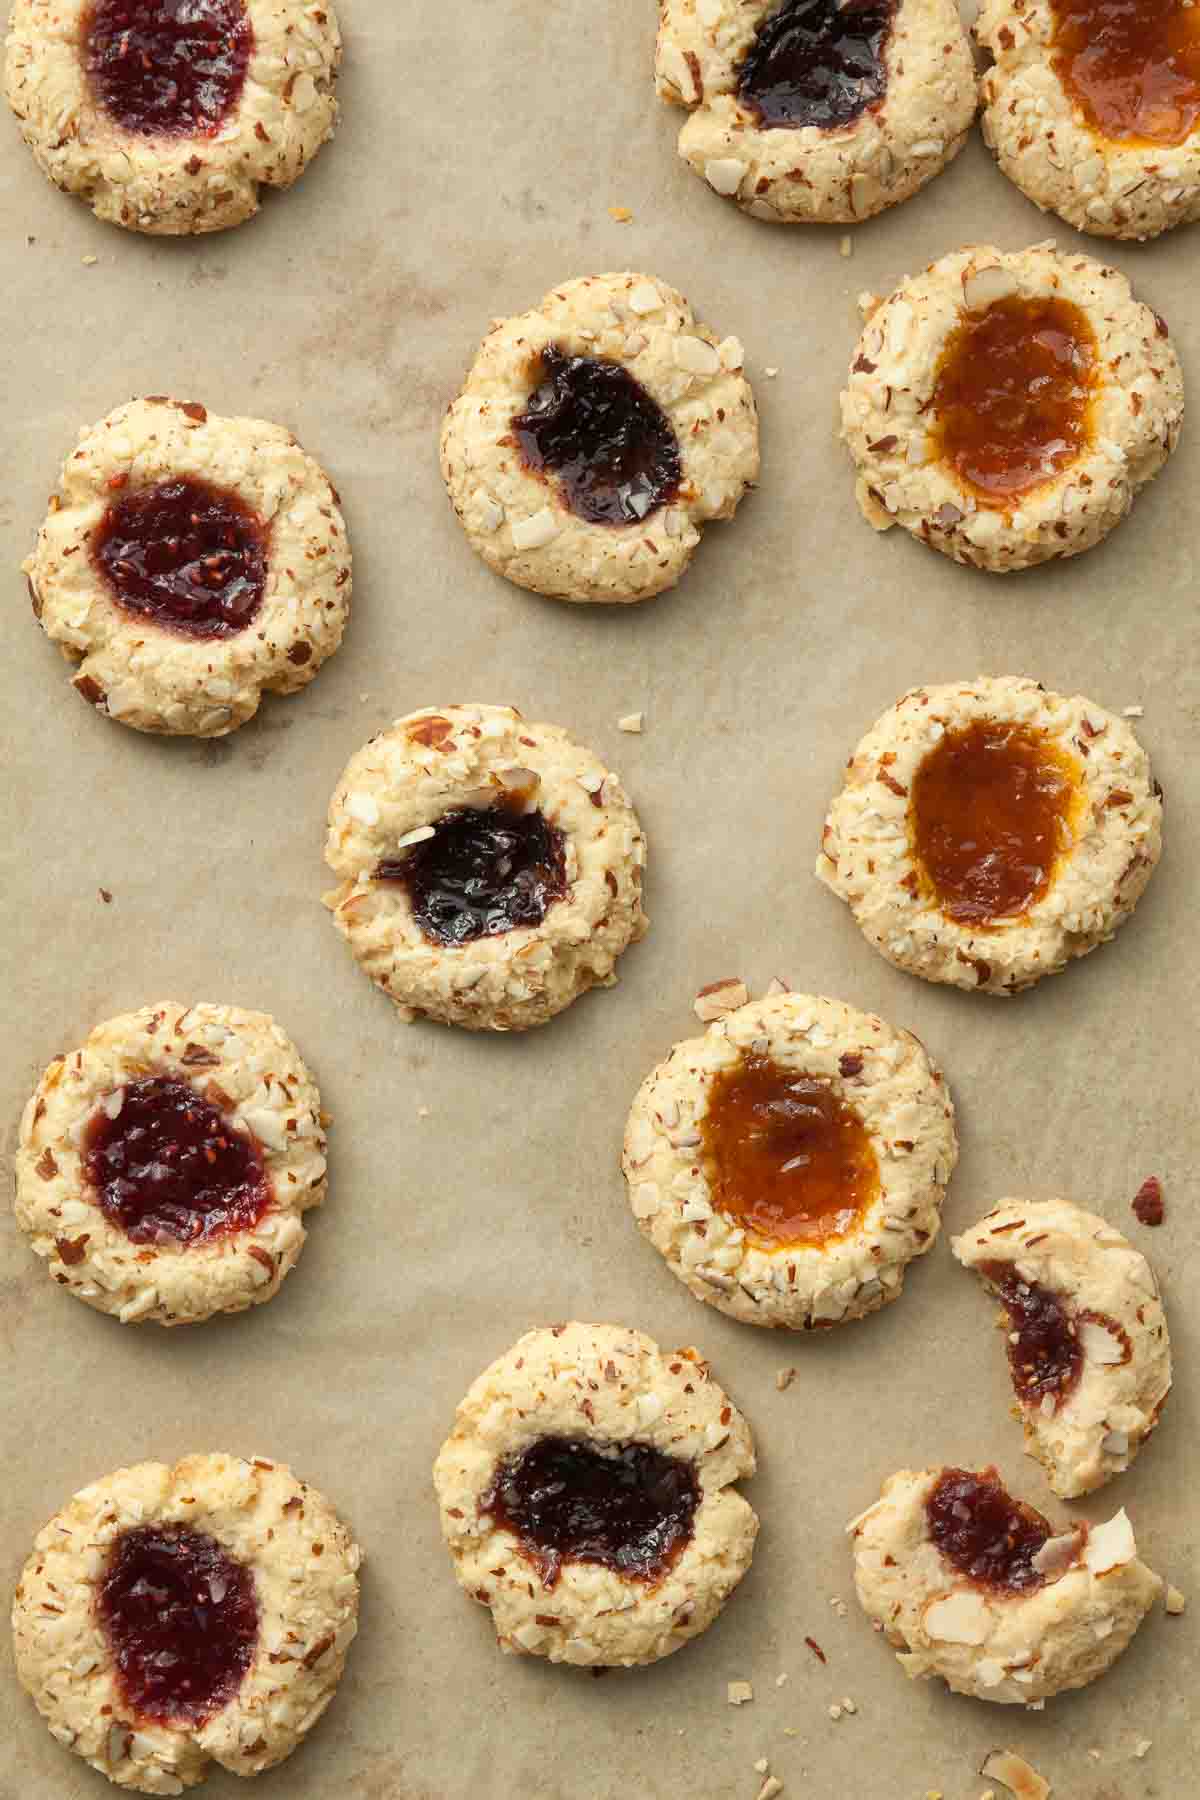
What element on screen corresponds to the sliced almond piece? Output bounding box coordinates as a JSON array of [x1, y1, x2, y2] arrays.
[[923, 1590, 991, 1645], [981, 1749, 1050, 1800], [1084, 1508, 1136, 1576]]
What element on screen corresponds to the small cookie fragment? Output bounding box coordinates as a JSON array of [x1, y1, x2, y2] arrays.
[[434, 1323, 757, 1667], [1165, 1584, 1187, 1615], [728, 1679, 755, 1704]]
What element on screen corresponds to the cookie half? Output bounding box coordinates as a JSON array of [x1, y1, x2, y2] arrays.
[[4, 0, 341, 234], [979, 0, 1200, 240], [841, 243, 1183, 571], [849, 1465, 1161, 1703], [622, 990, 956, 1330], [433, 1322, 757, 1667], [657, 0, 977, 224], [12, 1453, 360, 1794], [15, 1002, 327, 1326], [817, 676, 1163, 994], [25, 397, 351, 737], [324, 704, 648, 1031], [439, 272, 758, 603], [953, 1199, 1171, 1498]]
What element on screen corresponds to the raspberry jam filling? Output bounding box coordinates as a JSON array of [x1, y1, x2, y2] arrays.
[[480, 1436, 700, 1590], [1050, 0, 1200, 147], [930, 294, 1097, 507], [92, 475, 268, 638], [513, 345, 682, 526], [979, 1260, 1084, 1409], [700, 1052, 879, 1249], [926, 1467, 1052, 1594], [910, 720, 1081, 926], [84, 0, 254, 138], [736, 0, 896, 130], [98, 1524, 258, 1726], [376, 800, 568, 947], [83, 1075, 270, 1245]]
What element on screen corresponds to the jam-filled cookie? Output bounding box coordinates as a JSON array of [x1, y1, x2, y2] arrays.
[[849, 1465, 1160, 1703], [954, 1200, 1171, 1499], [4, 1, 341, 234], [655, 0, 976, 224], [15, 1002, 327, 1325], [433, 1322, 757, 1667], [25, 397, 351, 737], [978, 0, 1200, 240], [622, 991, 956, 1330], [841, 243, 1183, 571], [324, 705, 648, 1030], [817, 676, 1163, 995], [12, 1453, 360, 1793], [439, 272, 758, 603]]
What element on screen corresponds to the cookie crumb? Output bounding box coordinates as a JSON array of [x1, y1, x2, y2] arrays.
[[1087, 1749, 1101, 1762], [694, 977, 749, 1022], [417, 1105, 431, 1119], [1132, 1175, 1164, 1226], [618, 712, 644, 734], [828, 1596, 848, 1618], [1166, 1584, 1186, 1614], [753, 1757, 769, 1774], [359, 692, 370, 702], [840, 235, 853, 257], [757, 1779, 784, 1800], [81, 253, 99, 266], [608, 205, 633, 222], [980, 1749, 1050, 1799], [775, 1670, 788, 1686], [776, 1367, 797, 1391], [1133, 1739, 1152, 1760], [828, 1704, 842, 1721], [98, 888, 113, 904], [1122, 704, 1144, 717], [727, 1680, 754, 1706], [841, 1696, 856, 1714], [764, 366, 779, 378]]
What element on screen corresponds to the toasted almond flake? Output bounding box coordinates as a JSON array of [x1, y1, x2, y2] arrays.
[[694, 977, 749, 1021], [608, 205, 633, 222], [618, 712, 644, 733], [396, 825, 436, 849], [727, 1679, 754, 1705], [1133, 1740, 1152, 1760], [626, 281, 662, 315], [477, 494, 504, 533], [963, 265, 1018, 312], [764, 366, 779, 378], [757, 1779, 784, 1800], [1078, 1319, 1127, 1365], [102, 1087, 125, 1119], [753, 1758, 769, 1775], [775, 1671, 788, 1686], [82, 254, 99, 266], [840, 235, 852, 257], [924, 1591, 991, 1645], [1166, 1584, 1186, 1614], [1122, 703, 1144, 717], [776, 1366, 797, 1391], [718, 334, 745, 370], [1031, 1530, 1083, 1579], [980, 1753, 1050, 1800], [511, 506, 561, 551], [672, 334, 721, 377], [705, 157, 747, 196]]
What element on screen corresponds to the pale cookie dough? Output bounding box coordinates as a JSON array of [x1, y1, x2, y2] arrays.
[[4, 1, 341, 234], [433, 1322, 758, 1666], [841, 243, 1183, 570], [850, 1465, 1161, 1703], [621, 991, 957, 1330], [25, 397, 351, 737], [15, 1002, 327, 1326], [954, 1199, 1171, 1498], [439, 272, 758, 603], [12, 1453, 360, 1794], [657, 0, 976, 224], [817, 676, 1163, 995], [978, 0, 1200, 240], [324, 704, 648, 1031]]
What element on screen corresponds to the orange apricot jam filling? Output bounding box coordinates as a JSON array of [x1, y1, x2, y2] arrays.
[[930, 295, 1097, 509], [1051, 0, 1200, 148], [700, 1052, 879, 1251]]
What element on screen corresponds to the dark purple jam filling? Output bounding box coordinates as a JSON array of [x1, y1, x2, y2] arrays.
[[926, 1466, 1052, 1594], [84, 0, 254, 138], [376, 802, 568, 946], [92, 475, 268, 638], [736, 0, 895, 130]]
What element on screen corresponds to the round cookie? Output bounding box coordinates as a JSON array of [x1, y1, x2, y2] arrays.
[[433, 1322, 758, 1667], [4, 1, 341, 235], [953, 1199, 1171, 1499], [978, 0, 1200, 240], [439, 272, 758, 604], [841, 243, 1183, 571], [12, 1452, 360, 1794], [656, 0, 977, 224], [621, 990, 956, 1330], [324, 704, 648, 1031], [15, 1002, 327, 1326], [25, 397, 351, 737], [817, 676, 1163, 995], [849, 1465, 1161, 1703]]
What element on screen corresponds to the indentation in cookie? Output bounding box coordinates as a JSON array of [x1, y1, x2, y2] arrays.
[[926, 1466, 1052, 1594], [376, 800, 569, 946], [736, 0, 896, 131], [91, 475, 268, 637], [83, 0, 254, 139], [1050, 0, 1200, 148]]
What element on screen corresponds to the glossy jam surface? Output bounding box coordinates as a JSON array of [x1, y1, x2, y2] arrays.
[[83, 1076, 269, 1245], [481, 1437, 700, 1589], [700, 1052, 879, 1250], [736, 0, 895, 130], [1051, 0, 1200, 147], [911, 720, 1080, 926], [931, 296, 1097, 507], [926, 1467, 1052, 1594], [377, 801, 568, 947], [980, 1261, 1084, 1408], [92, 476, 268, 638], [84, 0, 253, 138], [98, 1525, 258, 1725], [513, 345, 682, 526]]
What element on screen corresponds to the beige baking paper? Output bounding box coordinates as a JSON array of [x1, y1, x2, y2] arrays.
[[1, 3, 1198, 1796]]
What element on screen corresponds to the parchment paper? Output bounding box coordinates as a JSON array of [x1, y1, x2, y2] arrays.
[[2, 4, 1197, 1795]]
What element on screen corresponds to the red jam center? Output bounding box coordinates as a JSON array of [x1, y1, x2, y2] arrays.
[[1051, 0, 1200, 147], [480, 1436, 700, 1590], [926, 1467, 1052, 1594], [84, 0, 253, 138], [930, 295, 1097, 507], [737, 0, 896, 130], [377, 801, 569, 947], [980, 1260, 1084, 1409], [700, 1052, 879, 1249], [98, 1525, 258, 1726], [92, 476, 268, 638], [513, 345, 682, 526], [83, 1075, 270, 1245]]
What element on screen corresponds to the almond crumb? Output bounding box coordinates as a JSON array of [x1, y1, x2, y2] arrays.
[[81, 253, 99, 266], [617, 712, 644, 733], [417, 1106, 431, 1119], [840, 235, 853, 257], [694, 977, 749, 1022], [608, 205, 633, 222], [727, 1679, 754, 1706], [841, 1696, 856, 1714], [981, 1749, 1051, 1799], [776, 1367, 797, 1391], [775, 1671, 788, 1687], [1122, 704, 1144, 716], [764, 366, 779, 377], [757, 1779, 783, 1800], [828, 1704, 842, 1721], [1165, 1584, 1186, 1614], [753, 1758, 769, 1775], [1133, 1739, 1152, 1760]]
